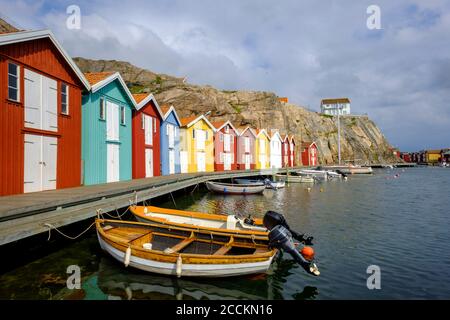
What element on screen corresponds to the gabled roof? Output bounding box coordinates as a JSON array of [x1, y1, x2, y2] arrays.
[[179, 114, 216, 131], [321, 98, 350, 104], [289, 135, 296, 143], [255, 128, 270, 140], [0, 29, 90, 89], [211, 120, 239, 135], [237, 126, 257, 137], [301, 141, 317, 148], [270, 130, 283, 142], [160, 105, 181, 125], [85, 72, 137, 109], [132, 93, 164, 119]]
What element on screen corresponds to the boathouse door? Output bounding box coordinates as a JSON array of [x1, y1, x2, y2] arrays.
[[197, 151, 206, 172], [145, 148, 154, 178], [245, 154, 251, 170], [107, 143, 120, 182], [180, 151, 188, 173], [169, 150, 175, 174], [24, 134, 57, 193], [224, 153, 232, 170]]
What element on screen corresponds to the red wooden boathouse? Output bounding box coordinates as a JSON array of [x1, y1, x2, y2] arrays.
[[0, 30, 89, 196]]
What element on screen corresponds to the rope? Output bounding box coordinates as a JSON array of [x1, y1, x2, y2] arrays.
[[44, 221, 95, 241]]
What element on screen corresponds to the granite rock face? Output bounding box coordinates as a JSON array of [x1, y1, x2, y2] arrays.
[[75, 57, 397, 164]]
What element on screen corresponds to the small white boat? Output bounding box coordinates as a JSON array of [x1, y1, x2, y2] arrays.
[[297, 169, 328, 179], [96, 219, 276, 277], [234, 178, 285, 189], [206, 181, 266, 195], [326, 171, 343, 179], [274, 174, 315, 183], [322, 165, 373, 175]]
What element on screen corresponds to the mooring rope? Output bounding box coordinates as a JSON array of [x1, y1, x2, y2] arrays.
[[44, 221, 95, 241]]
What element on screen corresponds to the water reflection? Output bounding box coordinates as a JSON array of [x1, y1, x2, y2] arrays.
[[94, 255, 317, 300]]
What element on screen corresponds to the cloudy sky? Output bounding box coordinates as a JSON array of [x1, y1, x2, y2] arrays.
[[1, 0, 449, 151]]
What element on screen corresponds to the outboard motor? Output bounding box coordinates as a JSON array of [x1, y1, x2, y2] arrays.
[[264, 211, 320, 276], [263, 211, 314, 245]]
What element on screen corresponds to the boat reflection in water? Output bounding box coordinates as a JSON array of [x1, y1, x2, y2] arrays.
[[96, 256, 318, 300]]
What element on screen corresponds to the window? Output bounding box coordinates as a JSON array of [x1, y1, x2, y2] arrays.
[[142, 114, 145, 129], [61, 83, 69, 115], [193, 129, 196, 139], [225, 126, 229, 133], [120, 106, 126, 125], [8, 62, 20, 102], [153, 117, 156, 133], [99, 98, 105, 120], [220, 133, 223, 142]]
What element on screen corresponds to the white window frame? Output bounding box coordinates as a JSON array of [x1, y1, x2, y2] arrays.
[[61, 83, 69, 115], [120, 106, 126, 125], [8, 62, 20, 102], [99, 98, 106, 120]]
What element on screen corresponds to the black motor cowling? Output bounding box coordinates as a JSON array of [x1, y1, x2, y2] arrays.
[[263, 211, 314, 245]]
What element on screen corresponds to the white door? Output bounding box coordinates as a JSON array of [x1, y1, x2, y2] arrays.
[[197, 151, 206, 172], [107, 143, 120, 182], [245, 154, 251, 170], [24, 134, 41, 193], [260, 154, 266, 168], [224, 134, 231, 152], [106, 101, 119, 141], [144, 115, 153, 145], [24, 69, 41, 130], [180, 151, 188, 173], [24, 69, 58, 132], [224, 153, 232, 170], [196, 129, 206, 150], [169, 149, 175, 174], [145, 148, 153, 178], [167, 124, 174, 148], [42, 136, 57, 190], [24, 134, 57, 193]]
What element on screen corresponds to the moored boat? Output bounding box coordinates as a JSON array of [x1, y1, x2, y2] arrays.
[[321, 165, 373, 174], [206, 181, 266, 194], [96, 218, 276, 277], [130, 205, 267, 235], [234, 178, 285, 189], [297, 169, 328, 179], [274, 174, 315, 183]]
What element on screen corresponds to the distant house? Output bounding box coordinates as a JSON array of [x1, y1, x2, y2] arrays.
[[400, 152, 411, 163], [441, 149, 450, 164], [236, 126, 256, 170], [320, 98, 351, 115], [179, 115, 215, 173], [269, 130, 283, 169], [301, 142, 318, 166], [160, 105, 181, 175], [212, 120, 238, 171], [131, 93, 164, 179], [425, 150, 441, 164], [254, 129, 271, 169]]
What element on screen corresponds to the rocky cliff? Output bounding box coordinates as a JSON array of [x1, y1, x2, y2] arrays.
[[73, 57, 397, 164]]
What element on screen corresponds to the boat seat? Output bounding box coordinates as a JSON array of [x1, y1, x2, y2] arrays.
[[165, 237, 195, 253], [213, 245, 232, 255]]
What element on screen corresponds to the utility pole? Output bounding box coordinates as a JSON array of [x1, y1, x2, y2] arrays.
[[337, 103, 343, 165]]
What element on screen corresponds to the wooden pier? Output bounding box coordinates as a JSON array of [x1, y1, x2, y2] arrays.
[[0, 168, 289, 245]]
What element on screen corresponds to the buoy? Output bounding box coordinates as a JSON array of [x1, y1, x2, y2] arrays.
[[176, 255, 183, 278], [124, 246, 131, 267], [300, 246, 315, 261]]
